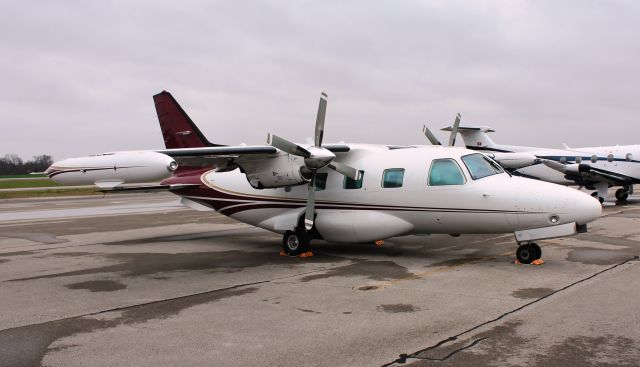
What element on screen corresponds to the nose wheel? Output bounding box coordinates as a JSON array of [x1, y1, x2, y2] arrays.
[[591, 192, 605, 204], [282, 228, 311, 256], [516, 242, 542, 264]]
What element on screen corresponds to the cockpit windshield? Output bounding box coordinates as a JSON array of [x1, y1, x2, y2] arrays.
[[461, 153, 504, 180]]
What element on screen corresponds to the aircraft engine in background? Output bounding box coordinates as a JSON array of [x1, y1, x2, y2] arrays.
[[45, 151, 178, 189], [487, 152, 540, 170]]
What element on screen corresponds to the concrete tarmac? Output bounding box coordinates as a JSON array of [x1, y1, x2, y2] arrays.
[[0, 192, 638, 366]]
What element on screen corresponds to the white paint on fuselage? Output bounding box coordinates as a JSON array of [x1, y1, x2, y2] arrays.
[[184, 145, 601, 243]]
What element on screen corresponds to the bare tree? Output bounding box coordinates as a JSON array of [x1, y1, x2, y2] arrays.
[[0, 154, 54, 175]]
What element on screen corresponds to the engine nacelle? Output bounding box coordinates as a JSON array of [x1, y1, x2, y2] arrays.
[[239, 154, 308, 189], [489, 152, 539, 169], [46, 151, 177, 188]]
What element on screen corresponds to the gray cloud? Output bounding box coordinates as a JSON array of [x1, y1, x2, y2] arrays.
[[1, 0, 639, 160]]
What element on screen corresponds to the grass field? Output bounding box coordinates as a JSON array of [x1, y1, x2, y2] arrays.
[[0, 188, 99, 199], [0, 179, 61, 189], [0, 174, 47, 179]]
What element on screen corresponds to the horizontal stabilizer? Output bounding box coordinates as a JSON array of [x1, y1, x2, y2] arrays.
[[441, 126, 495, 132], [441, 125, 497, 149]]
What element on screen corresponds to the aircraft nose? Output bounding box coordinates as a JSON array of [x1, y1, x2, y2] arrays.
[[566, 189, 602, 225]]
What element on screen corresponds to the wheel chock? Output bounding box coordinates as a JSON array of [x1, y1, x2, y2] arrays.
[[375, 240, 384, 247], [279, 251, 314, 258], [513, 259, 545, 265]]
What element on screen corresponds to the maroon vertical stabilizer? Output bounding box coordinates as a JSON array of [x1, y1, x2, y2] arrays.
[[153, 91, 223, 149]]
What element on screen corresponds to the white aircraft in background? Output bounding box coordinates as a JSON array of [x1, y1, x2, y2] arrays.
[[45, 92, 602, 264], [440, 126, 640, 203]]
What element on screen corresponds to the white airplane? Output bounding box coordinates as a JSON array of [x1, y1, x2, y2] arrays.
[[443, 126, 640, 203], [45, 91, 602, 264]]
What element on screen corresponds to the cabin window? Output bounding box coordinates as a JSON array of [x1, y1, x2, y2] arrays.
[[591, 155, 598, 163], [560, 157, 567, 164], [314, 172, 328, 191], [461, 153, 503, 180], [382, 168, 405, 188], [607, 154, 614, 162], [575, 156, 582, 163], [344, 170, 365, 189], [428, 159, 466, 186], [626, 153, 633, 162]]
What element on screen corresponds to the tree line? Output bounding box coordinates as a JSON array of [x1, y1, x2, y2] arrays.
[[0, 154, 53, 175]]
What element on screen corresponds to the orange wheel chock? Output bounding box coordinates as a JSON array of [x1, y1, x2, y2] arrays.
[[513, 259, 545, 265], [375, 240, 384, 247], [298, 251, 314, 258], [279, 250, 287, 257]]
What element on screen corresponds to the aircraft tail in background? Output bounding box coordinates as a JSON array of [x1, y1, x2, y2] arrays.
[[441, 126, 498, 150]]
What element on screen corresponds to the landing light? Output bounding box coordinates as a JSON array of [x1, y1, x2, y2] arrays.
[[168, 161, 179, 171], [549, 215, 560, 224]]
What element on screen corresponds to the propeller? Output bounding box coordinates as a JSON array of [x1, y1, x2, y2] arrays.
[[423, 113, 461, 147], [422, 125, 442, 145], [268, 92, 361, 231], [448, 113, 461, 147]]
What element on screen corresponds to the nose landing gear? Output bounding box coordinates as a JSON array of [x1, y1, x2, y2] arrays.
[[591, 192, 605, 204], [516, 242, 542, 265]]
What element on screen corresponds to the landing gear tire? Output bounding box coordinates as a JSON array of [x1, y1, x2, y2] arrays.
[[516, 244, 536, 264], [529, 242, 542, 261], [591, 192, 605, 204], [282, 229, 310, 256], [615, 188, 629, 202]]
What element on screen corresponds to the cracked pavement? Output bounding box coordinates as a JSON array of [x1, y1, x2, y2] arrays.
[[0, 192, 639, 366]]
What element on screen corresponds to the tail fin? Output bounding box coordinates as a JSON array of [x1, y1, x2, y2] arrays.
[[441, 126, 497, 149], [153, 91, 221, 149]]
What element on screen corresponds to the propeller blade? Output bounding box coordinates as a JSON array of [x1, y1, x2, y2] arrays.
[[448, 113, 461, 147], [422, 125, 442, 145], [305, 173, 316, 231], [315, 92, 328, 147], [268, 134, 311, 158], [328, 161, 360, 180]]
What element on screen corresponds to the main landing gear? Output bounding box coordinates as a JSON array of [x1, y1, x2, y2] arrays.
[[516, 242, 542, 265], [282, 229, 310, 256], [615, 186, 632, 202]]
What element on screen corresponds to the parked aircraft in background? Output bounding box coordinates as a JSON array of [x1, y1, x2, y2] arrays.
[[440, 126, 640, 203], [46, 92, 602, 264]]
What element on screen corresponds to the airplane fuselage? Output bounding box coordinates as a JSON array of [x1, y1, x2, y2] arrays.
[[171, 145, 601, 243]]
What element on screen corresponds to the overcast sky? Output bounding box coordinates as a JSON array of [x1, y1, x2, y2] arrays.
[[1, 0, 639, 160]]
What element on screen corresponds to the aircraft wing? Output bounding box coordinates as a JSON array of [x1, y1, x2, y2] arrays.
[[541, 159, 637, 185], [156, 144, 351, 169], [157, 144, 349, 158], [586, 166, 637, 184]]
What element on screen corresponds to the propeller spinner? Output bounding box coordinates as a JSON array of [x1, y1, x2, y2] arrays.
[[268, 92, 360, 231]]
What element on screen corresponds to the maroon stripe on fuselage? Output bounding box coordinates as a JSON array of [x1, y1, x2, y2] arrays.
[[46, 166, 143, 179], [176, 186, 531, 215], [169, 173, 537, 217]]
